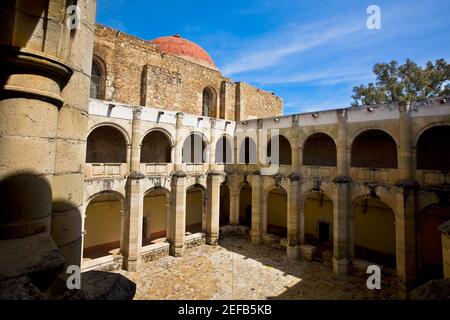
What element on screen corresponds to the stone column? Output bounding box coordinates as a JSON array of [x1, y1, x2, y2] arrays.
[[122, 107, 144, 271], [0, 0, 95, 287], [230, 188, 240, 225], [174, 113, 184, 172], [206, 172, 221, 245], [126, 144, 132, 173], [122, 173, 144, 271], [395, 187, 417, 291], [130, 107, 143, 173], [332, 109, 350, 275], [209, 119, 217, 170], [398, 101, 414, 182], [287, 174, 300, 258], [169, 172, 186, 257], [439, 221, 450, 278], [251, 175, 263, 244]]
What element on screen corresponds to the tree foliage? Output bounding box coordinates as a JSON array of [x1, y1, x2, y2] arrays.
[[352, 59, 450, 106]]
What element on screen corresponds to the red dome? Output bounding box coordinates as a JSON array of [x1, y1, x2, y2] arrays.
[[152, 35, 217, 70]]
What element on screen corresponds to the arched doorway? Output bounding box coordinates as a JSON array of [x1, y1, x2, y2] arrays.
[[351, 130, 397, 168], [304, 191, 333, 254], [220, 183, 230, 227], [83, 193, 122, 260], [143, 188, 169, 246], [267, 135, 292, 165], [239, 183, 252, 228], [215, 136, 232, 164], [182, 133, 207, 163], [141, 130, 172, 163], [267, 187, 287, 237], [353, 197, 396, 268], [239, 137, 257, 164], [186, 185, 204, 234], [303, 133, 337, 166], [417, 204, 450, 282], [86, 126, 127, 163]]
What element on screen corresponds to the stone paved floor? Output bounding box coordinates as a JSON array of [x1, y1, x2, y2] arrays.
[[115, 237, 401, 300]]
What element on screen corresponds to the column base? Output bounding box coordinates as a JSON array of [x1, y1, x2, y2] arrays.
[[332, 257, 349, 276], [206, 234, 218, 246], [170, 243, 184, 257], [287, 245, 299, 259], [122, 257, 140, 272], [250, 230, 261, 245]]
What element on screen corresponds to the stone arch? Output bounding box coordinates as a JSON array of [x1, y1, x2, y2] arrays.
[[141, 129, 172, 163], [238, 137, 257, 164], [86, 125, 128, 163], [266, 135, 292, 165], [352, 195, 396, 268], [266, 186, 288, 237], [215, 135, 233, 164], [416, 125, 450, 171], [83, 191, 123, 260], [416, 198, 450, 283], [351, 129, 398, 168], [90, 54, 107, 100], [143, 187, 171, 245], [202, 86, 217, 118], [182, 132, 208, 163], [303, 189, 334, 251], [239, 182, 252, 228], [303, 132, 337, 166], [186, 184, 206, 234]]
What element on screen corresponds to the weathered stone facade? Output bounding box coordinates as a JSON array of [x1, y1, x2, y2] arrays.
[[93, 25, 283, 120]]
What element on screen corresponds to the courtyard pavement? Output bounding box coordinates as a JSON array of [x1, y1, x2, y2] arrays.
[[115, 237, 401, 300]]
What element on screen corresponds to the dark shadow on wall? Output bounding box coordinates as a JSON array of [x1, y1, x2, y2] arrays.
[[0, 172, 135, 300]]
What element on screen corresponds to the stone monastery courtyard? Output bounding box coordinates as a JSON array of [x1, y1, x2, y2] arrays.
[[115, 237, 400, 300]]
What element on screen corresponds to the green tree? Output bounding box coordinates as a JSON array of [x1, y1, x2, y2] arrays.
[[352, 59, 450, 106]]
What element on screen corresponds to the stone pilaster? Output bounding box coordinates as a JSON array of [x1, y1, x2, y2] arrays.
[[209, 118, 217, 170], [174, 113, 184, 172], [398, 101, 414, 182], [122, 173, 144, 271], [206, 172, 221, 245], [230, 191, 240, 225], [130, 107, 143, 173], [251, 175, 263, 244], [332, 177, 350, 276], [169, 172, 186, 256], [395, 185, 417, 291], [287, 174, 300, 258]]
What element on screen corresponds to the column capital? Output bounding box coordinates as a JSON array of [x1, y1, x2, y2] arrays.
[[333, 175, 352, 184], [172, 171, 187, 178], [288, 173, 301, 182]]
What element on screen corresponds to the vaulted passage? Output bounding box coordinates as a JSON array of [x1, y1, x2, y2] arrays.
[[186, 185, 204, 234], [353, 197, 396, 268], [303, 133, 337, 166], [267, 187, 287, 237], [239, 137, 257, 164], [267, 135, 292, 165], [143, 188, 169, 245], [417, 126, 450, 171], [83, 193, 122, 260], [239, 183, 252, 228], [351, 130, 397, 168], [219, 183, 230, 227], [304, 192, 333, 252], [215, 136, 232, 164], [182, 133, 207, 163], [86, 126, 127, 163], [417, 205, 450, 283], [141, 131, 171, 163]]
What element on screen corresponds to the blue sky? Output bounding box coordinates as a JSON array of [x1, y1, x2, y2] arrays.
[[96, 0, 450, 114]]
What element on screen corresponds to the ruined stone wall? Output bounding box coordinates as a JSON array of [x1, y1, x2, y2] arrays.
[[236, 82, 283, 121], [93, 25, 282, 121]]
